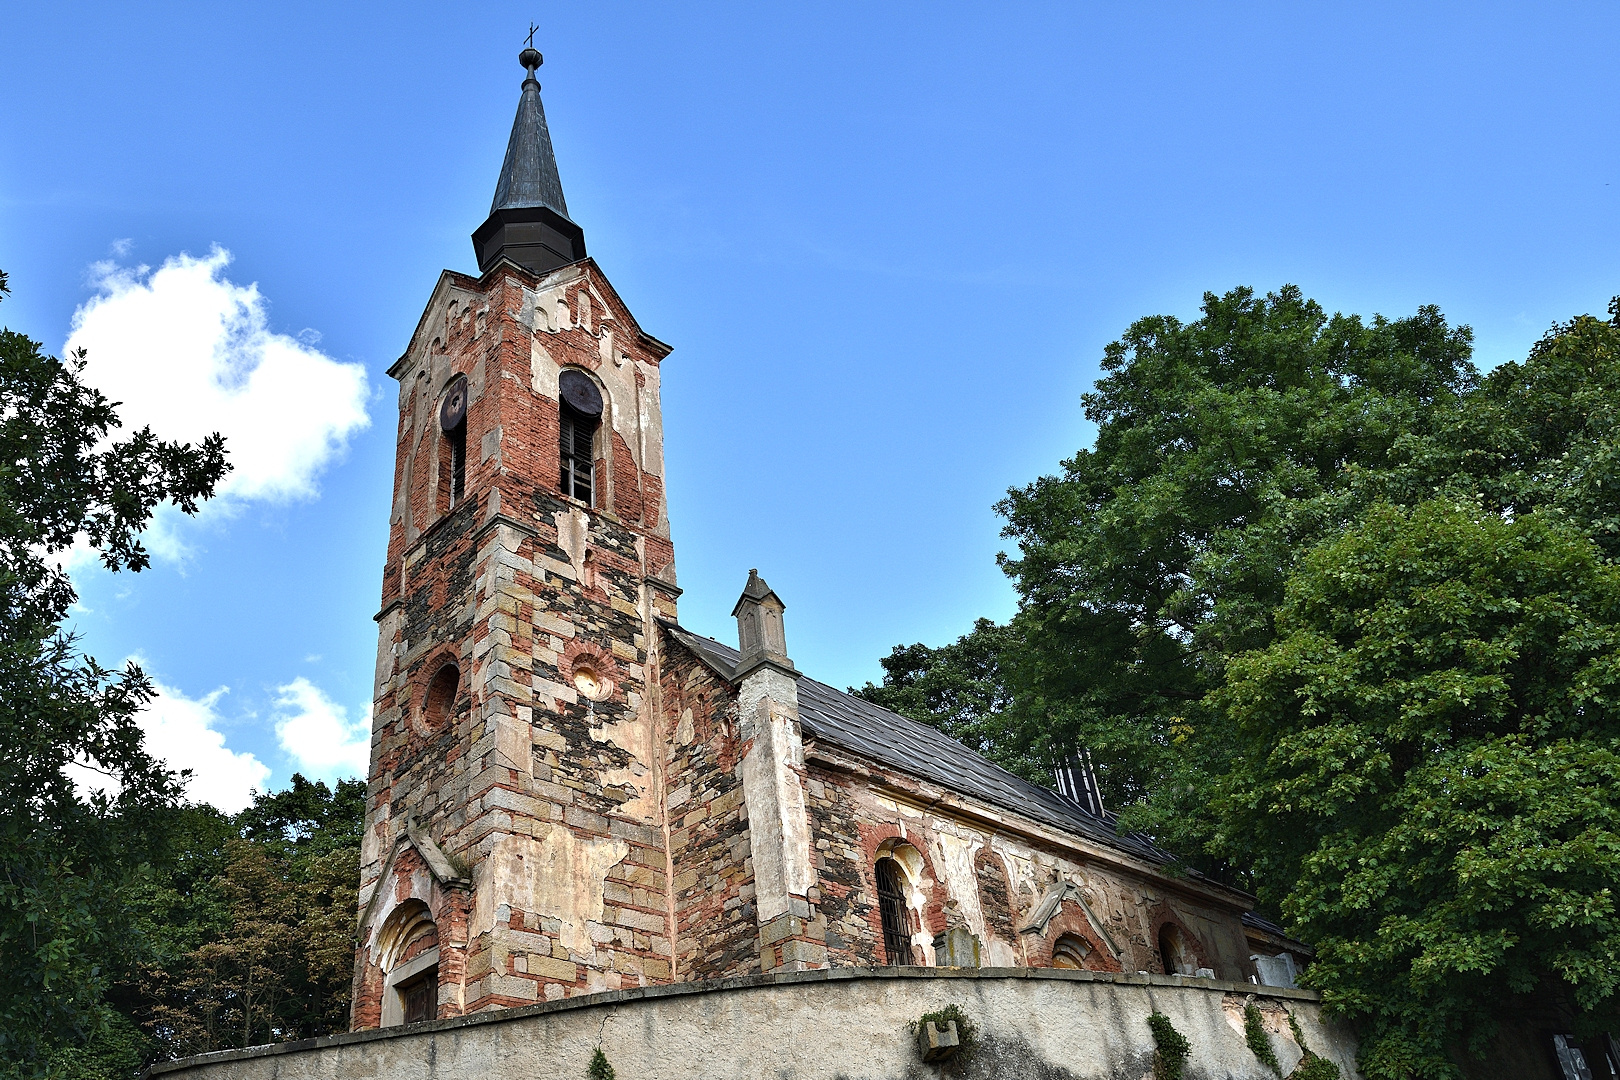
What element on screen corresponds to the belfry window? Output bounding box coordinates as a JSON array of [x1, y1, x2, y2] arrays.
[[558, 370, 603, 507], [875, 857, 913, 965], [439, 376, 468, 508]]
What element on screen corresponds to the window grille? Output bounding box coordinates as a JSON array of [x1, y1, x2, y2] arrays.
[[875, 857, 913, 965]]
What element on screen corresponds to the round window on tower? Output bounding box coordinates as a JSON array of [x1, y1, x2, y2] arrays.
[[417, 663, 460, 735], [558, 369, 603, 418], [572, 664, 610, 702]]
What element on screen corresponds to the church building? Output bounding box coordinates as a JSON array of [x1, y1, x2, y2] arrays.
[[349, 46, 1294, 1030]]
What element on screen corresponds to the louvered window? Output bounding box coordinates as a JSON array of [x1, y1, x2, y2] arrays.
[[439, 376, 468, 510], [875, 857, 913, 965], [560, 404, 595, 506], [448, 425, 466, 503]]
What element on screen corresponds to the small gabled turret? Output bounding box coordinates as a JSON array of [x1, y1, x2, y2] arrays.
[[471, 46, 587, 275], [732, 569, 796, 680]]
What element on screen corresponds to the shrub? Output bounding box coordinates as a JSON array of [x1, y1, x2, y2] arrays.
[[1147, 1012, 1191, 1080]]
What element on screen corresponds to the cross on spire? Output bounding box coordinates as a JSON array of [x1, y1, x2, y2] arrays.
[[518, 25, 543, 83]]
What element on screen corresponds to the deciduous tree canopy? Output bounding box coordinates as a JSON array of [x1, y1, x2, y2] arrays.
[[857, 287, 1620, 1077], [0, 270, 228, 1077], [0, 273, 359, 1079]]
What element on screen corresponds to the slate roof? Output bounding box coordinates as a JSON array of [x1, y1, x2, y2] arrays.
[[491, 70, 571, 219], [661, 621, 1181, 870]]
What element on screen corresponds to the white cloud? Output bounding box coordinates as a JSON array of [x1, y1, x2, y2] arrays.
[[274, 677, 370, 781], [65, 247, 370, 505], [72, 679, 273, 814], [143, 682, 271, 812]]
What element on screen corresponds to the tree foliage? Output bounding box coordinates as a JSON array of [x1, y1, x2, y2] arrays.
[[0, 272, 360, 1077], [0, 271, 228, 1076], [853, 618, 1018, 764], [52, 777, 364, 1076], [860, 287, 1620, 1075], [137, 781, 362, 1058]]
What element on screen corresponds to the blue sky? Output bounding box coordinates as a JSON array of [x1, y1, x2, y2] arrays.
[[3, 3, 1617, 809]]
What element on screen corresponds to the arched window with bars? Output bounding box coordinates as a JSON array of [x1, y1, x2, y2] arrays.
[[874, 856, 914, 965]]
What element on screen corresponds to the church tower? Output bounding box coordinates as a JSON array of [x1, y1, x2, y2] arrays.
[[352, 45, 681, 1027]]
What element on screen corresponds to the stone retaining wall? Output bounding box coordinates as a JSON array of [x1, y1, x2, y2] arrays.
[[148, 968, 1361, 1080]]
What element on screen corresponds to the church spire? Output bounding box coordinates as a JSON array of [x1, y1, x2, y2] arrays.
[[491, 46, 569, 218], [471, 44, 587, 276]]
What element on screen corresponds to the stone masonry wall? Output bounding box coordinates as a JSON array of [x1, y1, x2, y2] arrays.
[[355, 259, 681, 1028], [659, 641, 758, 981], [799, 750, 1256, 979]]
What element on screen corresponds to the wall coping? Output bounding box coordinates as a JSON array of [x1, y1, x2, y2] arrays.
[[144, 966, 1319, 1077]]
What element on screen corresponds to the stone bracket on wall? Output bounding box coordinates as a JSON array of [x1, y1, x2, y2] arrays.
[[1018, 876, 1122, 960]]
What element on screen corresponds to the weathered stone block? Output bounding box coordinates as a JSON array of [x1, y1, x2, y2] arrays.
[[525, 955, 579, 982]]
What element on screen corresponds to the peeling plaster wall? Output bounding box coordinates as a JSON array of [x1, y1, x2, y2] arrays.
[[803, 757, 1256, 981], [473, 831, 630, 960], [736, 667, 814, 924], [153, 971, 1363, 1080], [356, 261, 680, 1029]]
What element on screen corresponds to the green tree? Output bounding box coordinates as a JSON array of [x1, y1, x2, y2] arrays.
[[852, 618, 1018, 764], [865, 285, 1478, 868], [134, 780, 361, 1060], [235, 773, 366, 860], [148, 838, 302, 1054], [862, 290, 1620, 1072], [1215, 500, 1620, 1077], [0, 271, 228, 1077]]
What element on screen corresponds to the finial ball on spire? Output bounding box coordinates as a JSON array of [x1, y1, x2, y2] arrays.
[[519, 47, 542, 74]]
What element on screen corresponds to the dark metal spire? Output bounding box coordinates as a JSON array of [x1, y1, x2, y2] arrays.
[[490, 47, 570, 218], [471, 43, 586, 276]]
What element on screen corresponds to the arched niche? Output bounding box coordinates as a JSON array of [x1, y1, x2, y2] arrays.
[[973, 848, 1017, 943], [376, 899, 440, 1026], [1158, 920, 1202, 976], [416, 662, 460, 736], [1051, 932, 1093, 969]]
